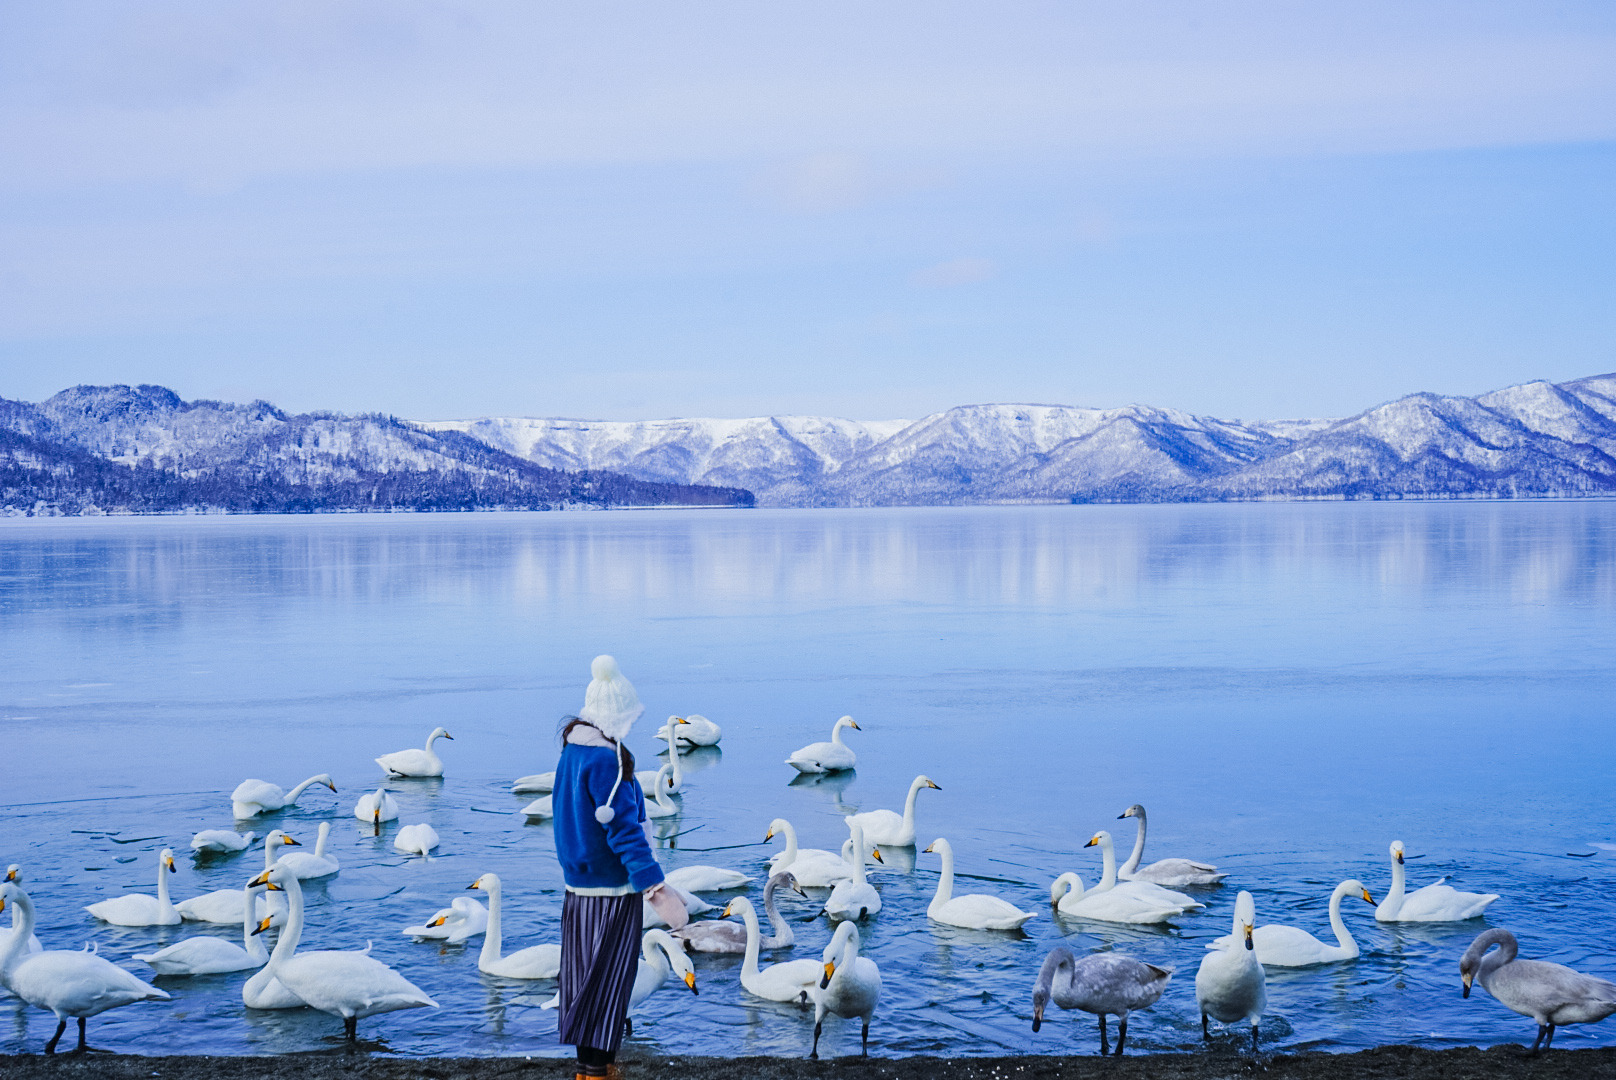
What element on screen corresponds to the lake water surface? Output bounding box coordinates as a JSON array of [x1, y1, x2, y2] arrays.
[[3, 503, 1615, 1058]]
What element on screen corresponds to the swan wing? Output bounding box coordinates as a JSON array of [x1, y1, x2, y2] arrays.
[[672, 921, 747, 954], [231, 779, 283, 807], [277, 951, 437, 1016], [746, 958, 823, 1002], [133, 936, 257, 975], [1066, 891, 1183, 925], [522, 796, 555, 819], [511, 773, 555, 793], [484, 943, 561, 979], [664, 866, 753, 892], [1248, 924, 1335, 966], [1113, 881, 1203, 911], [1066, 954, 1172, 1013], [86, 895, 178, 927], [276, 852, 340, 880], [174, 889, 246, 924], [376, 749, 438, 776], [1129, 858, 1227, 885], [10, 952, 170, 1015], [1399, 884, 1499, 921], [935, 894, 1035, 930]]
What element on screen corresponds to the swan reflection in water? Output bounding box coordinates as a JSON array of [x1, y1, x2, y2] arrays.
[[788, 769, 858, 814], [669, 745, 722, 776]]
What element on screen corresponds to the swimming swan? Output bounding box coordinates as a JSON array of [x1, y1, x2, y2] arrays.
[[276, 821, 340, 880], [643, 765, 680, 819], [1116, 805, 1227, 886], [1460, 927, 1616, 1054], [1050, 873, 1186, 924], [655, 713, 723, 747], [376, 725, 453, 778], [765, 818, 858, 887], [0, 883, 170, 1054], [2, 866, 42, 960], [675, 872, 802, 953], [786, 716, 859, 774], [922, 837, 1036, 930], [846, 775, 941, 847], [1082, 832, 1204, 913], [134, 882, 271, 975], [191, 830, 256, 854], [353, 788, 399, 825], [825, 821, 882, 922], [249, 864, 436, 1040], [402, 896, 488, 945], [85, 848, 180, 927], [1195, 890, 1265, 1053], [664, 865, 753, 893], [627, 929, 698, 1024], [231, 774, 336, 819], [1031, 945, 1172, 1056], [1376, 840, 1499, 922], [722, 895, 824, 1003], [521, 795, 554, 821], [177, 831, 298, 924], [467, 873, 559, 978], [510, 771, 555, 794], [636, 718, 685, 794], [394, 823, 440, 857], [1210, 880, 1375, 966], [810, 920, 881, 1058]]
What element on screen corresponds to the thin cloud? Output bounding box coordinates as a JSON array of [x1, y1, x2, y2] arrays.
[[912, 257, 998, 288]]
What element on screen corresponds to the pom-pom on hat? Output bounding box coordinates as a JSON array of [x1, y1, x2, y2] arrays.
[[579, 654, 644, 742]]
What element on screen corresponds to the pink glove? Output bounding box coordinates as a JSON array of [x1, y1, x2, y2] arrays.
[[647, 884, 689, 930]]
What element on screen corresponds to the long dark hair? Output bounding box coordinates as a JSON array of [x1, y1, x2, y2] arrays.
[[558, 715, 635, 781]]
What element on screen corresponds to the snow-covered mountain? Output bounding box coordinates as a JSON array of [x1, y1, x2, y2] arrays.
[[421, 374, 1616, 506]]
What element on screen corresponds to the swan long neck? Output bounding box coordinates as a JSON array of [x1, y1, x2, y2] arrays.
[[776, 821, 798, 866], [643, 931, 673, 981], [1121, 811, 1147, 876], [285, 775, 324, 804], [931, 840, 954, 909], [156, 852, 172, 908], [313, 822, 330, 858], [737, 899, 762, 980], [480, 879, 503, 968], [1051, 872, 1084, 905], [1382, 848, 1406, 914], [0, 888, 36, 976], [848, 824, 868, 888], [1466, 929, 1518, 989], [831, 718, 850, 747], [1097, 834, 1118, 890], [760, 876, 788, 941], [426, 730, 442, 750], [1035, 946, 1075, 999], [901, 777, 925, 831], [264, 834, 285, 870], [242, 884, 269, 961], [1327, 882, 1354, 950], [264, 874, 305, 976], [665, 720, 682, 785]]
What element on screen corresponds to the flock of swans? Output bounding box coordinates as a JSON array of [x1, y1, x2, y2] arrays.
[[4, 713, 1615, 1059]]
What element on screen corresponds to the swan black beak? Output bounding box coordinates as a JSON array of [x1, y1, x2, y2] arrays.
[[1396, 851, 1404, 865], [249, 870, 270, 887], [428, 916, 446, 928], [444, 734, 454, 740], [166, 858, 176, 872], [1083, 836, 1099, 849], [928, 781, 942, 790], [1361, 889, 1375, 904], [283, 836, 302, 847], [1032, 1002, 1044, 1031], [1116, 812, 1127, 819], [821, 961, 835, 989], [684, 971, 697, 993], [1244, 924, 1255, 951], [4, 868, 15, 882], [327, 781, 338, 792], [251, 916, 273, 936], [1462, 973, 1474, 998]]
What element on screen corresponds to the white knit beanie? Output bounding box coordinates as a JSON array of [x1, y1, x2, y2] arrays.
[[578, 655, 644, 824]]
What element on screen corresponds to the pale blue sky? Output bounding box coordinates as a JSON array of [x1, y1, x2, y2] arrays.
[[1, 2, 1613, 422]]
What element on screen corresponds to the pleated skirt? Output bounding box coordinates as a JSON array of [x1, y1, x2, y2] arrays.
[[557, 890, 643, 1053]]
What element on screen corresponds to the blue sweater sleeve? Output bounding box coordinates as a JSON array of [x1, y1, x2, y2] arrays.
[[582, 751, 666, 892]]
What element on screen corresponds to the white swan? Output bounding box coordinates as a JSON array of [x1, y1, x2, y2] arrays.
[[510, 771, 555, 794], [0, 883, 170, 1054], [1117, 804, 1227, 886], [723, 895, 824, 1003], [1050, 874, 1187, 925], [467, 873, 559, 978], [1461, 928, 1616, 1053], [655, 713, 722, 747], [85, 848, 180, 927], [249, 865, 436, 1040], [403, 897, 489, 945], [643, 765, 680, 819], [1210, 880, 1375, 966], [0, 866, 42, 999], [191, 830, 255, 854], [825, 821, 882, 922], [922, 837, 1036, 930], [1376, 840, 1500, 922], [353, 788, 398, 825], [810, 920, 881, 1058], [642, 885, 715, 928], [1083, 831, 1205, 913], [675, 872, 802, 953], [636, 717, 684, 794], [1031, 946, 1172, 1056], [765, 818, 857, 887], [627, 928, 698, 1022], [276, 821, 340, 880], [376, 726, 453, 778], [786, 716, 859, 774], [1195, 890, 1266, 1052], [394, 823, 440, 857], [177, 830, 298, 924], [846, 774, 941, 847], [664, 865, 753, 893], [231, 773, 336, 819], [520, 795, 553, 821], [134, 883, 271, 975]]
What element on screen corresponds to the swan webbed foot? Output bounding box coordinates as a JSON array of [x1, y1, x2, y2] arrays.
[[45, 1019, 67, 1054], [1115, 1016, 1127, 1057]]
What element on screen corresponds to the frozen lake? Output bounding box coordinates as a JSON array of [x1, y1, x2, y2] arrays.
[[3, 502, 1615, 1057]]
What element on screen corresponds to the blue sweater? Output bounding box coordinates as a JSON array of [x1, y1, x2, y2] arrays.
[[552, 741, 666, 892]]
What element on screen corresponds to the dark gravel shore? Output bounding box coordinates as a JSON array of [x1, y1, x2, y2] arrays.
[[3, 1047, 1615, 1080]]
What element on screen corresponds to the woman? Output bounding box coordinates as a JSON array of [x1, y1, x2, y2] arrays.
[[552, 654, 687, 1080]]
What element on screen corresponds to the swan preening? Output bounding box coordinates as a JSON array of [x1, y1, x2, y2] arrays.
[[628, 928, 698, 1022], [276, 821, 340, 880], [394, 823, 441, 857], [676, 872, 802, 953], [1377, 840, 1500, 922], [1, 883, 171, 1053], [376, 726, 453, 778], [250, 865, 436, 1040], [231, 774, 336, 819], [1461, 928, 1616, 1053], [1196, 891, 1266, 1052], [786, 716, 859, 774], [191, 830, 255, 854], [825, 821, 882, 922], [846, 774, 940, 847], [1211, 880, 1375, 966], [810, 921, 881, 1058], [467, 874, 560, 978], [1031, 946, 1172, 1056], [354, 788, 399, 825], [923, 837, 1036, 930], [656, 713, 723, 747], [1117, 805, 1227, 886], [85, 848, 180, 927], [403, 897, 488, 944], [135, 883, 270, 975]]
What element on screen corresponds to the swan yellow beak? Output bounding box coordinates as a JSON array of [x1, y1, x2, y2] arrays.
[[821, 961, 835, 988], [1084, 835, 1100, 848], [922, 842, 935, 854], [282, 836, 302, 847], [677, 717, 690, 725], [927, 780, 941, 790], [1395, 850, 1404, 864], [252, 916, 273, 937], [466, 879, 482, 890], [1243, 923, 1255, 950], [265, 882, 284, 892], [721, 901, 735, 917], [683, 971, 697, 992], [165, 856, 176, 872], [765, 827, 775, 841], [428, 915, 447, 927], [250, 870, 271, 887], [1361, 888, 1375, 904], [5, 867, 18, 882], [849, 720, 861, 730], [870, 849, 884, 864], [0, 898, 6, 913], [326, 781, 338, 792], [443, 733, 454, 740]]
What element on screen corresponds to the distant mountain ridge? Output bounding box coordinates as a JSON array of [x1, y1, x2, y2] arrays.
[[0, 385, 754, 515], [420, 373, 1616, 506]]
